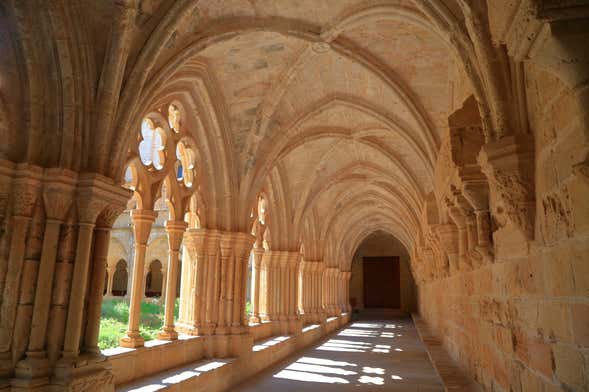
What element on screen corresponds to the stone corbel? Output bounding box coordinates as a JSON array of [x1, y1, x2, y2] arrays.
[[421, 248, 435, 283], [425, 228, 449, 279], [432, 224, 460, 275], [478, 134, 535, 241], [462, 179, 494, 264], [452, 192, 484, 269], [445, 199, 471, 273]]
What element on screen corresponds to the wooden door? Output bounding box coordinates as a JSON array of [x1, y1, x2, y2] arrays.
[[363, 256, 400, 308]]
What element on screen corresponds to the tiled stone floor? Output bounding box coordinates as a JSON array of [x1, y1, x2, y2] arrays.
[[233, 315, 444, 391]]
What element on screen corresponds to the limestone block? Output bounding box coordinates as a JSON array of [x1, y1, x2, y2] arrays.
[[553, 343, 586, 390], [513, 330, 553, 378], [538, 301, 573, 343], [570, 303, 589, 347], [542, 247, 575, 296]]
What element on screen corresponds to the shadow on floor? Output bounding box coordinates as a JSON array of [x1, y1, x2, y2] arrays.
[[233, 316, 444, 391]]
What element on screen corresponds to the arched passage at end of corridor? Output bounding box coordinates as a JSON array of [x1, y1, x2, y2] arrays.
[[349, 231, 416, 312]]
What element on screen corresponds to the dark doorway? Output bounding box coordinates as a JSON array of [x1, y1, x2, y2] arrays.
[[363, 256, 400, 308]]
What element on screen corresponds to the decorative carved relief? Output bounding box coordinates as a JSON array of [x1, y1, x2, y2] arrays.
[[479, 134, 535, 240]]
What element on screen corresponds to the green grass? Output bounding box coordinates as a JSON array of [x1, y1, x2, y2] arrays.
[[99, 298, 254, 350], [99, 297, 179, 350]]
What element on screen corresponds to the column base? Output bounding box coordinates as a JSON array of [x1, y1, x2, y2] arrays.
[[214, 326, 230, 335], [176, 322, 215, 336], [51, 358, 114, 392], [249, 315, 261, 324], [119, 332, 144, 348], [205, 332, 253, 358], [14, 353, 52, 380], [230, 325, 247, 335], [156, 328, 178, 341], [288, 318, 303, 335]]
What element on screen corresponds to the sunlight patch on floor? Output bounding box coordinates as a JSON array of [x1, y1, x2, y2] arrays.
[[274, 369, 350, 384]]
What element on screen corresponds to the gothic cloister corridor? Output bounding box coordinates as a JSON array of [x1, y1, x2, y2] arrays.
[[0, 0, 588, 391]]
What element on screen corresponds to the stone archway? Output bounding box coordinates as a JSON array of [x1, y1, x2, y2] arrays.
[[112, 260, 128, 297], [145, 259, 163, 297], [350, 231, 416, 312]]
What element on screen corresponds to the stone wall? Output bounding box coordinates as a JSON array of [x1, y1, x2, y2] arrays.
[[415, 62, 589, 391]]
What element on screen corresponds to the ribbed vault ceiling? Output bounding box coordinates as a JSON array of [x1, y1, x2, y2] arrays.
[[123, 0, 473, 269]]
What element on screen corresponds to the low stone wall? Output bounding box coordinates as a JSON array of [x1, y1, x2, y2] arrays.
[[110, 314, 350, 391], [106, 334, 204, 385]]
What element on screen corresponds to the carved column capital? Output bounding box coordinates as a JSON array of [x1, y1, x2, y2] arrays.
[[252, 247, 264, 267], [232, 232, 255, 260], [76, 173, 132, 225], [130, 210, 157, 245], [12, 164, 43, 217], [183, 228, 221, 259], [42, 168, 77, 222], [165, 220, 187, 252]]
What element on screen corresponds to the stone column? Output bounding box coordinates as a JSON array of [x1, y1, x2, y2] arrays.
[[84, 206, 123, 356], [160, 269, 167, 302], [60, 191, 108, 360], [278, 254, 287, 323], [216, 233, 233, 335], [46, 218, 76, 364], [344, 271, 352, 312], [336, 270, 343, 315], [177, 229, 219, 336], [285, 252, 301, 334], [260, 251, 284, 323], [316, 263, 326, 323], [204, 231, 221, 334], [14, 170, 74, 381], [299, 260, 310, 323], [232, 233, 254, 332], [322, 267, 328, 316], [106, 265, 115, 297], [0, 165, 41, 378], [259, 252, 272, 321], [249, 247, 264, 323], [120, 209, 157, 348], [329, 268, 336, 316], [158, 220, 187, 341], [336, 270, 343, 314]]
